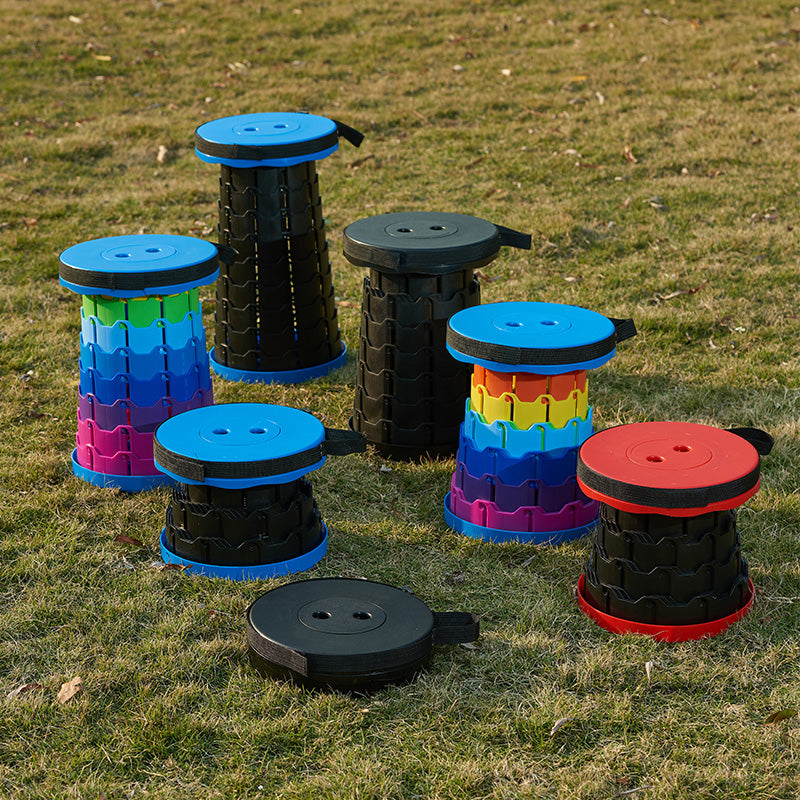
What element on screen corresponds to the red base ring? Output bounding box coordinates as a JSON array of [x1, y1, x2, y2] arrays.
[[576, 574, 754, 642]]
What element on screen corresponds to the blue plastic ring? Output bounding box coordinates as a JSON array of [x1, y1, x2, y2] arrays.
[[208, 344, 347, 385], [443, 493, 595, 546], [70, 449, 175, 492], [195, 145, 339, 169], [159, 524, 328, 580]]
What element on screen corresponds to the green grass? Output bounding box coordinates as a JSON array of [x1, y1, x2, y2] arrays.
[[2, 0, 800, 797]]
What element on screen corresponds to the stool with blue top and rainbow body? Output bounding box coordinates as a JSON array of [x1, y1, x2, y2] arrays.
[[443, 301, 637, 545], [194, 112, 364, 384], [153, 403, 366, 580], [59, 234, 224, 491]]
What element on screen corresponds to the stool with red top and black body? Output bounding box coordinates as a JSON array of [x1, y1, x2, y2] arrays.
[[576, 421, 773, 641]]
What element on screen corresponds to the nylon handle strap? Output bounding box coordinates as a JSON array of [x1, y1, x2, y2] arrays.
[[494, 225, 532, 251], [431, 612, 480, 645], [726, 427, 774, 456], [332, 119, 365, 148]]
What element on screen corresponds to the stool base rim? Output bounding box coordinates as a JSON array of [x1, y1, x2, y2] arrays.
[[159, 524, 328, 580], [443, 493, 595, 545], [71, 449, 174, 492], [576, 573, 754, 641], [209, 345, 347, 385]]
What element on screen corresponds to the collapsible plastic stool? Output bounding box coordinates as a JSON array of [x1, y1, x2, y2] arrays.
[[195, 112, 363, 383], [343, 212, 531, 459], [444, 301, 636, 544], [59, 234, 223, 491], [577, 422, 773, 641], [154, 402, 365, 579], [246, 577, 480, 692]]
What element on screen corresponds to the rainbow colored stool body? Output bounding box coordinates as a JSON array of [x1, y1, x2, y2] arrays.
[[195, 112, 363, 384], [444, 302, 636, 544], [154, 403, 365, 580], [59, 235, 222, 491], [577, 422, 772, 641], [343, 212, 531, 460]]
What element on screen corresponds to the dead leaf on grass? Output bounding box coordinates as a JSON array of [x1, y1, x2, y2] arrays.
[[653, 279, 708, 302], [156, 145, 168, 164], [57, 676, 83, 704], [348, 154, 376, 169], [115, 534, 145, 548], [550, 716, 574, 735], [623, 146, 638, 163], [763, 708, 798, 724], [644, 660, 654, 681], [7, 682, 44, 700], [474, 269, 501, 284]]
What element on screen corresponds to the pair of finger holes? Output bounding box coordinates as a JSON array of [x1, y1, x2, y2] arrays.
[[396, 225, 446, 233], [646, 445, 692, 462], [312, 611, 372, 620], [212, 427, 267, 435]]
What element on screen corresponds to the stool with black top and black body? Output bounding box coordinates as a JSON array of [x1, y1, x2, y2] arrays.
[[59, 234, 225, 491], [246, 577, 480, 692], [153, 403, 365, 579], [576, 422, 773, 641], [343, 212, 531, 460], [444, 301, 637, 545], [195, 112, 364, 384]]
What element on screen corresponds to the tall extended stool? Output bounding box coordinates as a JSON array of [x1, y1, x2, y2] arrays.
[[343, 212, 531, 460], [154, 402, 365, 580], [194, 112, 364, 384], [576, 422, 773, 641], [443, 301, 636, 544], [59, 234, 222, 491]]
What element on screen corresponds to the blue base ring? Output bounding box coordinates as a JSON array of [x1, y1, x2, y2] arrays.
[[71, 449, 175, 492], [443, 492, 595, 546], [209, 344, 347, 384], [159, 523, 328, 579]]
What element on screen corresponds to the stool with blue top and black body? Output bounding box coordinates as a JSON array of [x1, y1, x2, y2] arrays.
[[194, 112, 364, 384], [154, 402, 365, 580]]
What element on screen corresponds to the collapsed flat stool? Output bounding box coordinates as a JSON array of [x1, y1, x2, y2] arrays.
[[246, 577, 479, 691], [444, 301, 636, 544], [343, 212, 531, 459], [59, 234, 222, 491], [195, 112, 363, 384], [153, 403, 365, 579], [576, 422, 773, 641]]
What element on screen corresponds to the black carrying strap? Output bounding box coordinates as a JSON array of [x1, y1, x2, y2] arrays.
[[58, 242, 224, 293], [447, 315, 637, 367], [332, 119, 365, 148], [153, 427, 366, 483], [495, 225, 532, 251], [727, 427, 774, 456], [576, 459, 761, 511], [432, 612, 480, 645]]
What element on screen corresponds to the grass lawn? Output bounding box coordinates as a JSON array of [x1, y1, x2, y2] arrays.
[[1, 0, 799, 797]]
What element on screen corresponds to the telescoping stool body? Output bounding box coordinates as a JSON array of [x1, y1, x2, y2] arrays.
[[444, 301, 636, 545], [195, 112, 363, 384], [154, 402, 365, 580], [576, 422, 773, 641], [343, 212, 531, 460], [59, 234, 222, 491]]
